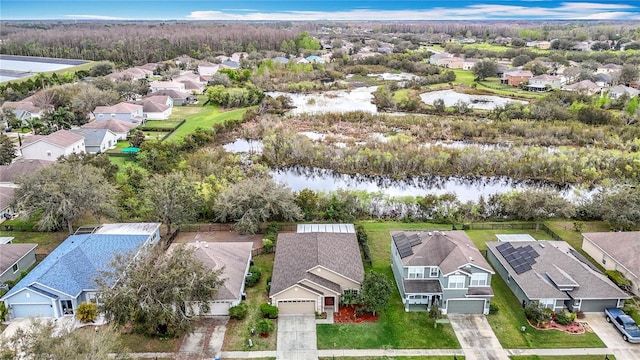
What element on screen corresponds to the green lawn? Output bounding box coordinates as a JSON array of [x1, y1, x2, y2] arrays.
[[142, 120, 183, 130], [393, 88, 410, 102], [510, 356, 614, 360], [0, 231, 68, 254], [117, 331, 182, 353], [465, 226, 550, 251], [223, 253, 277, 351], [165, 106, 247, 141], [317, 222, 460, 350], [452, 70, 476, 86]]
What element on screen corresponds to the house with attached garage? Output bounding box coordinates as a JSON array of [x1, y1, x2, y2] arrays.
[[170, 241, 253, 316], [0, 242, 37, 285], [269, 224, 364, 315], [0, 223, 161, 319], [70, 129, 118, 154], [391, 230, 494, 314], [93, 102, 144, 124], [80, 118, 138, 141], [487, 240, 630, 313], [582, 232, 640, 296], [20, 129, 85, 161]]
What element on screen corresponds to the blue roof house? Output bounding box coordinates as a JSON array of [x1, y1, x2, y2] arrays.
[[0, 223, 161, 319]]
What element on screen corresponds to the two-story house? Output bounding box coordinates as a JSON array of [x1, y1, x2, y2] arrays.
[[391, 230, 494, 314], [20, 130, 85, 161], [93, 102, 144, 124]]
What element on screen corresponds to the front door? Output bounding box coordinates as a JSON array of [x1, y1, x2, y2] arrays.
[[324, 297, 335, 309], [61, 300, 73, 315]]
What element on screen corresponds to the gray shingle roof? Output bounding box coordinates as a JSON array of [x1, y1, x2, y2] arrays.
[[487, 240, 629, 301], [0, 159, 54, 183], [0, 187, 15, 210], [270, 232, 364, 296], [70, 129, 112, 147], [403, 279, 442, 293], [0, 243, 37, 275], [583, 232, 640, 280]]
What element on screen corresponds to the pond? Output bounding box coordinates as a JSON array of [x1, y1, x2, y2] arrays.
[[367, 72, 419, 81], [269, 166, 586, 203], [419, 89, 528, 110], [223, 138, 264, 154], [266, 86, 378, 115], [0, 55, 88, 82]]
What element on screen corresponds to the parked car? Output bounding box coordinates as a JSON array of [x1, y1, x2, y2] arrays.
[[604, 308, 640, 343]]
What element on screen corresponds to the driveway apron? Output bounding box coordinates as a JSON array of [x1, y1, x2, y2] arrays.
[[448, 314, 510, 360], [276, 314, 318, 360], [584, 313, 639, 360]]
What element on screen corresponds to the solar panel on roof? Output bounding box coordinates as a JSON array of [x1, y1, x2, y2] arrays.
[[496, 242, 539, 274], [407, 234, 421, 247], [393, 233, 414, 258]]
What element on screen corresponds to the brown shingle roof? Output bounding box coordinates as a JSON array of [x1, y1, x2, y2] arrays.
[[583, 232, 640, 280], [0, 243, 37, 275], [270, 232, 364, 296], [94, 102, 143, 114], [0, 159, 54, 183], [0, 187, 16, 210], [21, 130, 84, 149], [81, 119, 138, 133]]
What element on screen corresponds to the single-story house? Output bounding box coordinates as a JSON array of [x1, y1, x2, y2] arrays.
[[221, 60, 240, 69], [147, 90, 195, 106], [391, 230, 494, 314], [0, 243, 37, 285], [179, 80, 206, 94], [562, 80, 601, 95], [0, 159, 54, 185], [487, 240, 630, 313], [198, 62, 219, 77], [172, 241, 253, 316], [596, 63, 623, 75], [173, 55, 193, 67], [149, 81, 186, 93], [269, 224, 364, 315], [80, 119, 138, 140], [0, 223, 161, 319], [608, 85, 639, 99], [501, 69, 534, 87], [0, 187, 17, 221], [1, 100, 51, 125], [527, 74, 563, 91], [105, 68, 151, 81], [20, 129, 85, 161], [173, 73, 208, 86], [93, 102, 144, 124], [582, 232, 640, 296], [70, 128, 118, 154]]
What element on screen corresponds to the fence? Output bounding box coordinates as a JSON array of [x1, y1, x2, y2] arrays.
[[179, 222, 297, 234], [160, 119, 186, 141]]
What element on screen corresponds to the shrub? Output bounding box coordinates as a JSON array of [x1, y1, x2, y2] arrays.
[[524, 301, 551, 326], [554, 311, 573, 325], [245, 265, 262, 287], [260, 302, 278, 319], [428, 304, 442, 320], [256, 318, 274, 335], [229, 302, 248, 320], [262, 238, 274, 253], [0, 302, 7, 322], [75, 302, 98, 323], [489, 303, 499, 314]]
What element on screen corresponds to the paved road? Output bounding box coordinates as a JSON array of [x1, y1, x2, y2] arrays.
[[584, 313, 639, 360], [276, 315, 317, 360], [449, 314, 510, 360]]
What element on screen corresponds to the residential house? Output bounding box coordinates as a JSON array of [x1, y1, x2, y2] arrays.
[[429, 52, 453, 65], [137, 98, 172, 120], [487, 240, 629, 312], [173, 72, 208, 86], [582, 232, 640, 296], [171, 241, 253, 316], [147, 90, 194, 106], [272, 57, 290, 65], [1, 100, 51, 126], [0, 187, 16, 221], [0, 223, 161, 319], [80, 119, 137, 140], [106, 67, 151, 81], [20, 129, 85, 161], [149, 81, 186, 93], [179, 80, 206, 94], [526, 41, 551, 50], [0, 159, 54, 185], [501, 69, 533, 87], [93, 102, 144, 124], [221, 60, 240, 69], [137, 63, 159, 73], [527, 74, 563, 91], [593, 73, 614, 87], [0, 243, 37, 285], [293, 57, 310, 64], [440, 57, 465, 69], [173, 55, 194, 67], [608, 85, 640, 99], [305, 55, 325, 64], [269, 224, 364, 315], [230, 52, 248, 62], [462, 58, 480, 71], [70, 129, 118, 154], [391, 231, 494, 314], [596, 63, 623, 75], [561, 80, 601, 95]]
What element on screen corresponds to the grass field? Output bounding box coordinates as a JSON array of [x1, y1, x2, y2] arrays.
[[0, 231, 67, 254], [317, 222, 460, 350], [142, 120, 183, 130], [166, 106, 247, 141]]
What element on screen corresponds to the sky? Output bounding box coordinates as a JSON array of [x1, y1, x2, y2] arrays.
[[1, 1, 640, 21]]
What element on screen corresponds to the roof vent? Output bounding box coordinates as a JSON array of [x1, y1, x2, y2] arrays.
[[469, 256, 474, 261], [428, 232, 433, 236], [204, 243, 209, 248], [539, 243, 545, 248]]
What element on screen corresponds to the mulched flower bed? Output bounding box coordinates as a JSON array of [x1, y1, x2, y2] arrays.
[[334, 306, 378, 324], [528, 319, 587, 334]]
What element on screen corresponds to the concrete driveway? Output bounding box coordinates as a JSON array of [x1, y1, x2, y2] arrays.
[[448, 314, 509, 360], [585, 313, 639, 360], [276, 314, 317, 360]]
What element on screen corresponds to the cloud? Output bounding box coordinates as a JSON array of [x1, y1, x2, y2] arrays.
[[186, 2, 639, 20], [64, 14, 129, 20]]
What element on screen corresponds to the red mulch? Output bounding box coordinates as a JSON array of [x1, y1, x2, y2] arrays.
[[528, 319, 586, 334], [334, 306, 378, 324]]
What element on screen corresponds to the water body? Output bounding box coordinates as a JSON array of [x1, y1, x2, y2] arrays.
[[223, 139, 264, 154], [269, 166, 584, 203], [266, 86, 379, 115], [367, 72, 419, 81], [420, 89, 528, 110], [0, 55, 87, 82]]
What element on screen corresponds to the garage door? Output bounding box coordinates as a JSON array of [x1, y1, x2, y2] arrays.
[[207, 302, 231, 315], [447, 299, 485, 314], [277, 300, 315, 315], [12, 304, 54, 318]]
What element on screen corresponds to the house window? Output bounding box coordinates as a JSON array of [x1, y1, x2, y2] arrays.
[[47, 150, 52, 157], [507, 274, 512, 284], [12, 263, 18, 273], [602, 256, 606, 265], [448, 275, 466, 289], [429, 267, 439, 278], [408, 267, 424, 279], [87, 293, 103, 305], [538, 298, 555, 309], [470, 273, 488, 286]]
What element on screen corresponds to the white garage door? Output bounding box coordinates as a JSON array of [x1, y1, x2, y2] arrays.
[[12, 304, 54, 318], [278, 300, 315, 315], [207, 302, 231, 316], [447, 299, 485, 314]]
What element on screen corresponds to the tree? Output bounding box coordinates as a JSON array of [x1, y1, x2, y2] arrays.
[[359, 271, 393, 316], [1, 108, 19, 130], [0, 134, 16, 165], [142, 172, 202, 235], [129, 129, 146, 148], [71, 84, 119, 118], [42, 106, 75, 132], [295, 31, 320, 51], [0, 319, 127, 360], [15, 162, 118, 233], [90, 61, 115, 77], [504, 189, 575, 232], [214, 177, 303, 234], [618, 64, 639, 86], [98, 244, 224, 335], [471, 59, 498, 81], [595, 187, 640, 230]]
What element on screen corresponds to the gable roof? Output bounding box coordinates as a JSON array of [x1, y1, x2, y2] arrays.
[[0, 159, 54, 183], [149, 90, 190, 100], [94, 102, 143, 115], [583, 232, 640, 280], [487, 240, 629, 300], [179, 80, 202, 90], [392, 230, 492, 274], [21, 130, 84, 149], [138, 101, 170, 113], [173, 242, 253, 301], [270, 231, 364, 296], [0, 243, 37, 276], [609, 85, 639, 97], [81, 119, 138, 133], [0, 187, 15, 211], [1, 223, 160, 300], [564, 80, 599, 91], [70, 129, 115, 147]]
